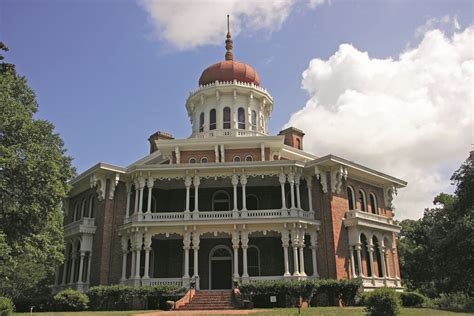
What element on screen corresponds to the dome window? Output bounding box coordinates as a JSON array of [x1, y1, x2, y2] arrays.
[[238, 108, 245, 129], [201, 157, 208, 163], [223, 107, 231, 129], [189, 157, 197, 164], [245, 155, 253, 162], [209, 109, 216, 130], [233, 156, 241, 162], [199, 112, 205, 132]]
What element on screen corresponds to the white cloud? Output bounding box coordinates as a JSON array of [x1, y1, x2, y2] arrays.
[[140, 0, 295, 50], [286, 26, 473, 219], [415, 15, 460, 37], [308, 0, 325, 9]]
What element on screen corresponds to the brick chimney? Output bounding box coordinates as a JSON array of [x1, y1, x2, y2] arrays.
[[278, 127, 305, 150], [148, 131, 174, 154]]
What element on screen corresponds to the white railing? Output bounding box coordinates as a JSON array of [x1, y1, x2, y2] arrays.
[[125, 209, 317, 224], [149, 278, 183, 286], [248, 276, 284, 283], [64, 217, 96, 237], [192, 129, 266, 139], [346, 210, 393, 225], [361, 276, 400, 288], [64, 217, 95, 230], [188, 80, 272, 99]]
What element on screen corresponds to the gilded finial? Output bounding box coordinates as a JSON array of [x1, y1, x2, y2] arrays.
[[225, 14, 233, 61]]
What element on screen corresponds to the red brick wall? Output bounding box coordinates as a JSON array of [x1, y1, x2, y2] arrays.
[[107, 182, 127, 284], [180, 150, 216, 163], [346, 179, 390, 217]]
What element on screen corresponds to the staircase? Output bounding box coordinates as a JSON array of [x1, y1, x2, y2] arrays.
[[177, 290, 235, 310]]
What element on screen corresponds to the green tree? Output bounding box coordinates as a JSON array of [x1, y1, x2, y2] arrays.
[[398, 153, 474, 297], [0, 43, 75, 301]]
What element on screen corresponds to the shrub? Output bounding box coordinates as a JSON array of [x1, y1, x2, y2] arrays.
[[0, 297, 14, 316], [53, 289, 89, 312], [399, 291, 426, 307], [433, 292, 474, 312], [364, 288, 400, 316]]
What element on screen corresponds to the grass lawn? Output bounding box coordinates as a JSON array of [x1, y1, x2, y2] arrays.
[[12, 307, 473, 315]]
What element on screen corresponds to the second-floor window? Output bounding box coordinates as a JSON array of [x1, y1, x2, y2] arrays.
[[209, 109, 216, 130], [370, 193, 378, 214], [359, 189, 367, 212], [238, 107, 245, 129], [212, 190, 230, 211], [347, 186, 355, 210], [223, 107, 231, 129]]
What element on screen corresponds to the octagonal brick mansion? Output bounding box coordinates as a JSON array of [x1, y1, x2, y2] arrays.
[[54, 30, 406, 293]]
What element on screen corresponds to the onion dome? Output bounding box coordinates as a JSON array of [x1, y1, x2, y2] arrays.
[[198, 15, 261, 87]]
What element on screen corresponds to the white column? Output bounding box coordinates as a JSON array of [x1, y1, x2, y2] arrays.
[[391, 248, 398, 279], [183, 233, 191, 281], [220, 144, 225, 163], [368, 243, 375, 278], [120, 236, 128, 282], [281, 230, 291, 277], [241, 231, 249, 280], [380, 246, 387, 278], [306, 177, 313, 213], [260, 143, 265, 161], [292, 229, 300, 276], [133, 232, 142, 280], [232, 174, 239, 217], [298, 232, 306, 276], [288, 173, 296, 210], [356, 243, 363, 277], [130, 250, 136, 279], [86, 252, 92, 284], [77, 251, 85, 284], [384, 248, 391, 278], [240, 174, 247, 211], [69, 252, 77, 284], [295, 173, 302, 210], [349, 246, 357, 278], [146, 178, 154, 213], [125, 182, 131, 219], [138, 178, 146, 214], [214, 145, 219, 163], [310, 233, 319, 278], [232, 231, 240, 279], [279, 173, 287, 210], [133, 180, 139, 214], [192, 232, 200, 289], [193, 176, 200, 213], [143, 233, 152, 280], [185, 176, 192, 213]]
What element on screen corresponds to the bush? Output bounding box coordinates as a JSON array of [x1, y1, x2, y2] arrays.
[[364, 288, 400, 316], [53, 289, 89, 312], [433, 292, 474, 312], [0, 297, 14, 316], [399, 291, 426, 307]]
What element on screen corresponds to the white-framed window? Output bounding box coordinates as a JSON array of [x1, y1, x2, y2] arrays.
[[209, 109, 216, 130], [369, 193, 378, 214], [199, 112, 205, 132], [73, 202, 79, 221], [246, 194, 259, 210], [201, 157, 208, 163], [223, 107, 231, 129], [248, 245, 261, 276], [212, 190, 230, 211], [238, 107, 245, 129], [233, 155, 241, 162], [347, 186, 355, 210], [81, 198, 87, 218], [359, 189, 367, 212], [88, 195, 95, 218], [189, 157, 197, 164], [245, 155, 253, 162]]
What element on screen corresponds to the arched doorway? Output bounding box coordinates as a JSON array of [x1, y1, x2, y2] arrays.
[[209, 245, 233, 289]]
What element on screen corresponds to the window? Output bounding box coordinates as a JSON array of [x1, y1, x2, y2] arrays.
[[73, 202, 79, 221], [369, 193, 378, 214], [88, 195, 95, 218], [246, 194, 259, 210], [200, 157, 208, 163], [359, 189, 367, 212], [199, 112, 204, 132], [373, 236, 383, 277], [212, 190, 230, 211], [81, 198, 87, 218], [189, 157, 196, 164], [233, 155, 241, 162], [223, 107, 231, 129], [347, 186, 355, 210], [296, 138, 301, 150], [251, 110, 257, 131], [245, 155, 253, 162], [209, 109, 216, 130], [238, 107, 245, 129], [361, 233, 371, 277], [248, 245, 261, 276]]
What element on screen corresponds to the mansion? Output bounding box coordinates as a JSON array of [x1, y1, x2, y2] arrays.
[[54, 28, 406, 294]]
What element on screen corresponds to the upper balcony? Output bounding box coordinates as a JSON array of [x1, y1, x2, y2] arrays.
[[64, 217, 97, 238], [344, 210, 400, 233]]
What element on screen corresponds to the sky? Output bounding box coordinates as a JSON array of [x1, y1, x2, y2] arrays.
[[1, 0, 473, 219]]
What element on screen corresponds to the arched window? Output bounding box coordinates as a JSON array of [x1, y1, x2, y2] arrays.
[[238, 108, 245, 129], [189, 157, 196, 164], [81, 198, 87, 218], [199, 112, 204, 132], [359, 189, 367, 212], [251, 110, 257, 131], [248, 245, 261, 276], [347, 186, 355, 210], [223, 107, 231, 129], [88, 195, 95, 218], [151, 196, 157, 213], [296, 138, 301, 150], [373, 236, 383, 277], [201, 157, 208, 163], [233, 156, 241, 162], [212, 190, 230, 211], [369, 193, 378, 214], [245, 155, 253, 162], [361, 233, 371, 277], [73, 202, 79, 221], [246, 194, 259, 210], [209, 109, 216, 130]]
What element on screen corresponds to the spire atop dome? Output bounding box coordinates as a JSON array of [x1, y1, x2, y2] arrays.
[[225, 14, 233, 61]]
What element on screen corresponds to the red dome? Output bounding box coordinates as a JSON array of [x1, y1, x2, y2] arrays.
[[199, 60, 260, 86]]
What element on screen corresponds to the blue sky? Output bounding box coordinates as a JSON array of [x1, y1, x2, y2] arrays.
[[1, 0, 473, 218]]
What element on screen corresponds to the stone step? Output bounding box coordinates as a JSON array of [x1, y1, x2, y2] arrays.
[[176, 290, 235, 311]]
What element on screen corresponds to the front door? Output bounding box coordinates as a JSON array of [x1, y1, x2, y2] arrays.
[[211, 259, 232, 289]]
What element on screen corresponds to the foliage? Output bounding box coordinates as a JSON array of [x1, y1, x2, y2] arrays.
[[0, 42, 75, 301], [239, 279, 361, 308], [53, 290, 89, 312], [398, 154, 474, 297], [0, 296, 14, 315], [363, 288, 400, 316], [398, 291, 426, 307], [87, 285, 184, 311], [432, 292, 474, 313]]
